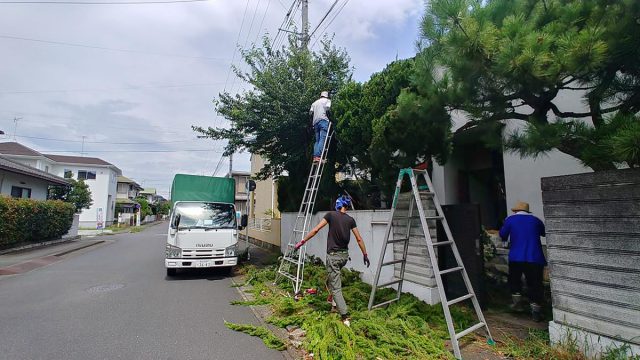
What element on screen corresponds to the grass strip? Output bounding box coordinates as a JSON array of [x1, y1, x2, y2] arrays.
[[224, 321, 287, 351]]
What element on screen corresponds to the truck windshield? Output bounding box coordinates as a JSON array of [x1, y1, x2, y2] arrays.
[[174, 203, 236, 230]]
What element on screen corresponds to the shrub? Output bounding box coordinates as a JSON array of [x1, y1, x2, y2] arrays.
[[0, 197, 75, 250]]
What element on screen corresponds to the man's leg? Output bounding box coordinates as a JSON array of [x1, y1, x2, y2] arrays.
[[326, 252, 348, 317], [316, 120, 329, 158], [313, 122, 322, 158], [508, 261, 525, 310], [524, 263, 545, 321]]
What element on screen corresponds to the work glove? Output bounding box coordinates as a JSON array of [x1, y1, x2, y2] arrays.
[[294, 240, 305, 251], [363, 254, 370, 268]]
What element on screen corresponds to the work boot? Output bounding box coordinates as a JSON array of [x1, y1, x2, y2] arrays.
[[510, 293, 524, 312], [531, 303, 543, 322]]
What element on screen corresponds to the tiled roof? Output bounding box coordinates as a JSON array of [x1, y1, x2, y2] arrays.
[[0, 142, 42, 156], [117, 175, 142, 189], [44, 154, 114, 166], [0, 155, 69, 186]]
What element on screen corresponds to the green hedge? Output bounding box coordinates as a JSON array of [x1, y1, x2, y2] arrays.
[[0, 197, 76, 250]]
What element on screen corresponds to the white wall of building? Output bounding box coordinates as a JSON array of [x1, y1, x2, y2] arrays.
[[50, 164, 119, 227], [281, 210, 441, 305], [0, 171, 50, 200]]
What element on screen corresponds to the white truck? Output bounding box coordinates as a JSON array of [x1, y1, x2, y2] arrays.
[[165, 174, 247, 277]]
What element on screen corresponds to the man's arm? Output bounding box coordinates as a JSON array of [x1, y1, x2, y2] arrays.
[[294, 219, 328, 249], [352, 227, 370, 267]]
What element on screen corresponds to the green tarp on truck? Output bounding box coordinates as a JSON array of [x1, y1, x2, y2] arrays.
[[170, 174, 236, 204]]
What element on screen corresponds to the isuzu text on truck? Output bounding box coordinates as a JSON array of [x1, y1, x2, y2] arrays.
[[165, 174, 247, 277]]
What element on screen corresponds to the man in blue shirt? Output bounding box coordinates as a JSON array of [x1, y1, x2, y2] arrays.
[[499, 201, 546, 322]]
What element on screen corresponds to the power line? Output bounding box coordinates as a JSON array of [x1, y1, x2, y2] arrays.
[[309, 0, 339, 40], [0, 82, 226, 95], [14, 134, 200, 144], [0, 0, 210, 4], [271, 0, 298, 49], [0, 34, 228, 61], [222, 0, 251, 95], [44, 148, 224, 153], [310, 0, 350, 49]]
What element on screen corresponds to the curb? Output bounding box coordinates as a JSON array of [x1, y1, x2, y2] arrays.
[[0, 236, 81, 255], [231, 276, 299, 360]]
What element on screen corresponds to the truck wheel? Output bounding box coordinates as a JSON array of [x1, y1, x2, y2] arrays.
[[166, 268, 177, 277]]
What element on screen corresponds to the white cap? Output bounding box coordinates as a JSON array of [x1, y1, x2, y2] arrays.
[[320, 91, 329, 98]]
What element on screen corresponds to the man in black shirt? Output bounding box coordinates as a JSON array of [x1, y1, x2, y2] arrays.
[[294, 195, 370, 326]]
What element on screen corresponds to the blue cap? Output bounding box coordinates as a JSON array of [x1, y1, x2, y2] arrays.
[[335, 195, 351, 211]]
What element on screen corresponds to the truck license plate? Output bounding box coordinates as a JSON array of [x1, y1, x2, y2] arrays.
[[196, 261, 213, 268]]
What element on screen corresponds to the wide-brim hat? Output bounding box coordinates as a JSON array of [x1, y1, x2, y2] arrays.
[[511, 201, 530, 213]]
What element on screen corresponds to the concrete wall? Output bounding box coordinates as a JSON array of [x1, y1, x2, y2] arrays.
[[542, 169, 640, 357], [0, 170, 50, 200], [250, 154, 280, 219], [248, 219, 281, 247], [281, 208, 441, 304]]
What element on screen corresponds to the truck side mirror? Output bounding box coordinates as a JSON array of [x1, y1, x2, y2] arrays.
[[240, 214, 248, 228], [172, 214, 181, 228]]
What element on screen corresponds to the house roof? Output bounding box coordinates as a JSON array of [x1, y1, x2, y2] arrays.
[[0, 155, 69, 186], [117, 175, 142, 187], [140, 188, 156, 195], [44, 154, 114, 166], [0, 142, 43, 157]]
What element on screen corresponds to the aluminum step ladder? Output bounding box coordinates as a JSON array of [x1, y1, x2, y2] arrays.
[[367, 168, 493, 359], [275, 122, 333, 294]]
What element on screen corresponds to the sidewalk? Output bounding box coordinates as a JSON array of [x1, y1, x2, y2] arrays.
[[0, 238, 107, 276]]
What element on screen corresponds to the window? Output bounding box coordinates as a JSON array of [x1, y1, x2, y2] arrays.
[[11, 186, 31, 199], [64, 169, 73, 179], [78, 170, 96, 180], [45, 166, 49, 173]]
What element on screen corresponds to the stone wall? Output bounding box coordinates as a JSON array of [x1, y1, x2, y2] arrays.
[[541, 168, 640, 357]]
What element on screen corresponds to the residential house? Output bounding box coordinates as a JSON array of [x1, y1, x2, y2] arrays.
[[139, 188, 157, 204], [226, 170, 251, 214], [0, 142, 122, 228], [0, 155, 69, 199], [245, 155, 281, 250], [44, 154, 121, 228], [117, 176, 142, 200]]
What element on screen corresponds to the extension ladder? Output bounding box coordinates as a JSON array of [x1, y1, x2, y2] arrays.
[[368, 168, 493, 359], [275, 122, 333, 294]]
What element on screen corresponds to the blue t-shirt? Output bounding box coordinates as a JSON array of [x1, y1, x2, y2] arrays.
[[499, 213, 547, 265]]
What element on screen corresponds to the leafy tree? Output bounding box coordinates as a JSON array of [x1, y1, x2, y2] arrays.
[[156, 200, 171, 216], [415, 0, 640, 170], [194, 36, 352, 211], [135, 197, 152, 218], [48, 179, 93, 213]]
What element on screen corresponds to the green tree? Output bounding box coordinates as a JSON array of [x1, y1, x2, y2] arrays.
[[48, 179, 93, 213], [135, 197, 152, 218], [415, 0, 640, 170], [156, 200, 171, 216], [194, 37, 352, 211]]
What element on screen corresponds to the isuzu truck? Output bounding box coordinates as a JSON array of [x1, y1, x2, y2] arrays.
[[165, 174, 247, 277]]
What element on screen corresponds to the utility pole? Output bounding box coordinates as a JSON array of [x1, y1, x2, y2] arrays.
[[301, 0, 309, 48], [12, 117, 22, 141], [228, 153, 233, 178]]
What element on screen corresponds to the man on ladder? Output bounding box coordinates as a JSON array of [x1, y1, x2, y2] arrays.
[[294, 195, 371, 327], [310, 91, 331, 162]]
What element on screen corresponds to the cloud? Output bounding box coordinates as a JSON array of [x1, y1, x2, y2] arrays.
[[0, 0, 423, 198]]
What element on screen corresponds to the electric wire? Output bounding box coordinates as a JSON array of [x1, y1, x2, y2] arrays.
[[0, 82, 226, 95], [271, 0, 298, 50], [229, 0, 263, 94], [308, 0, 339, 40], [43, 148, 224, 153], [13, 134, 199, 145], [0, 34, 229, 61], [0, 0, 210, 4], [311, 0, 350, 49]]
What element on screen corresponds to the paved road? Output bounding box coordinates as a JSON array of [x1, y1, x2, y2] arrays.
[[0, 223, 285, 360]]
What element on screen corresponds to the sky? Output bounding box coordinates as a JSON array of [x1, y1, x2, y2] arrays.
[[0, 0, 423, 198]]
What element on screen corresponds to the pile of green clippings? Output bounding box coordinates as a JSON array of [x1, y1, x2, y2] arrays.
[[230, 262, 478, 360]]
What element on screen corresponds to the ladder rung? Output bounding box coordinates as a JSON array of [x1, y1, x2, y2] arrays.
[[447, 293, 474, 306], [371, 298, 399, 309], [432, 240, 453, 247], [283, 257, 299, 264], [278, 271, 297, 282], [388, 238, 409, 244], [438, 266, 463, 275], [455, 322, 486, 340], [382, 259, 405, 266], [424, 216, 444, 220], [376, 279, 402, 288]]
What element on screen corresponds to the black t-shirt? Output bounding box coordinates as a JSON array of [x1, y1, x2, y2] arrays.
[[323, 211, 356, 252]]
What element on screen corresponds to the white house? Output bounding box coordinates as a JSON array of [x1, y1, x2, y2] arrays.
[[0, 142, 122, 228], [0, 155, 69, 200]]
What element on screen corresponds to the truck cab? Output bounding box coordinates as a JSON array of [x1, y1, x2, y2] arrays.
[[165, 174, 247, 277]]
